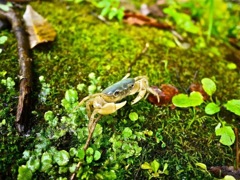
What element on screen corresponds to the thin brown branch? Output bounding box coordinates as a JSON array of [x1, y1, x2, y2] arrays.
[[0, 8, 32, 134], [70, 115, 102, 180], [235, 127, 239, 170]]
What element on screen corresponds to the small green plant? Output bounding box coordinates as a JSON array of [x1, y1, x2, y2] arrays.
[[38, 76, 51, 103], [163, 5, 200, 34], [141, 160, 168, 179], [224, 99, 240, 116], [1, 76, 15, 90], [201, 77, 240, 117], [172, 91, 204, 108], [215, 122, 235, 146], [172, 91, 204, 127], [0, 36, 8, 53], [201, 78, 216, 100], [96, 0, 124, 21], [64, 0, 124, 21]]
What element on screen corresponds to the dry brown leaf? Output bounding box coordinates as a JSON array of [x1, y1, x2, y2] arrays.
[[148, 84, 179, 107], [124, 12, 172, 29], [23, 5, 56, 48]]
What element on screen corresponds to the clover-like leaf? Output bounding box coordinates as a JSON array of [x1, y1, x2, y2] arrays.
[[129, 112, 138, 121], [215, 124, 235, 146], [65, 89, 78, 103], [0, 36, 8, 44], [94, 150, 101, 161], [44, 111, 54, 121], [224, 99, 240, 116], [41, 152, 52, 164], [201, 78, 216, 97], [205, 102, 220, 115], [54, 150, 70, 166], [172, 91, 203, 108], [122, 127, 133, 138], [77, 149, 85, 160]]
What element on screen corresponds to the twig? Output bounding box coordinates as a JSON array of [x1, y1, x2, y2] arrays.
[[127, 42, 149, 73], [0, 8, 32, 134], [70, 115, 102, 180], [235, 127, 239, 170]]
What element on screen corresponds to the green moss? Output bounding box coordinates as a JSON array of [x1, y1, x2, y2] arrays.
[[0, 0, 239, 179]]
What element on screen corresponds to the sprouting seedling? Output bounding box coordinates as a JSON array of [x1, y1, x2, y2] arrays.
[[141, 159, 169, 178], [201, 78, 216, 101], [172, 91, 204, 127], [224, 99, 240, 116], [215, 122, 235, 146], [201, 77, 222, 115], [172, 91, 204, 108]]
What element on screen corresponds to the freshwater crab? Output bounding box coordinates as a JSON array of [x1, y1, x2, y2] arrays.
[[79, 74, 160, 128]]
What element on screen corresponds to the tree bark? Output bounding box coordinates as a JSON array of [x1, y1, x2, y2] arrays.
[[0, 8, 32, 134]]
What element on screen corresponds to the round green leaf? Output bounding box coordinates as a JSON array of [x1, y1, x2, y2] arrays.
[[69, 147, 77, 157], [86, 147, 94, 155], [65, 89, 78, 103], [86, 155, 93, 164], [172, 94, 190, 107], [0, 36, 8, 44], [41, 152, 52, 164], [122, 127, 132, 138], [129, 112, 138, 121], [69, 163, 77, 173], [77, 149, 85, 160], [205, 102, 220, 115], [17, 165, 32, 180], [94, 150, 101, 161], [224, 99, 240, 116], [172, 92, 203, 108], [54, 150, 70, 166], [44, 111, 54, 121], [201, 78, 216, 96], [215, 125, 235, 146], [189, 91, 204, 107]]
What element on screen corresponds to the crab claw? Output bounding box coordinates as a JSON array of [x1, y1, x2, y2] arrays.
[[147, 87, 160, 103], [98, 101, 127, 115]]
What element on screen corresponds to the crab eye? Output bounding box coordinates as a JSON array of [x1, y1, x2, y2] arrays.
[[129, 83, 134, 88], [113, 90, 120, 96]]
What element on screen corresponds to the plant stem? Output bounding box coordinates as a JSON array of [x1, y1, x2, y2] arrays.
[[235, 127, 239, 170], [207, 0, 214, 42], [70, 115, 102, 180], [188, 107, 196, 128]]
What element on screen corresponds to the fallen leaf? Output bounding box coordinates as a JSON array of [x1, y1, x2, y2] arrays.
[[148, 84, 179, 107], [23, 5, 56, 48], [124, 12, 172, 29]]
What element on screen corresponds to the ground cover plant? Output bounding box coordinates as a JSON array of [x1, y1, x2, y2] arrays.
[[0, 0, 240, 179]]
